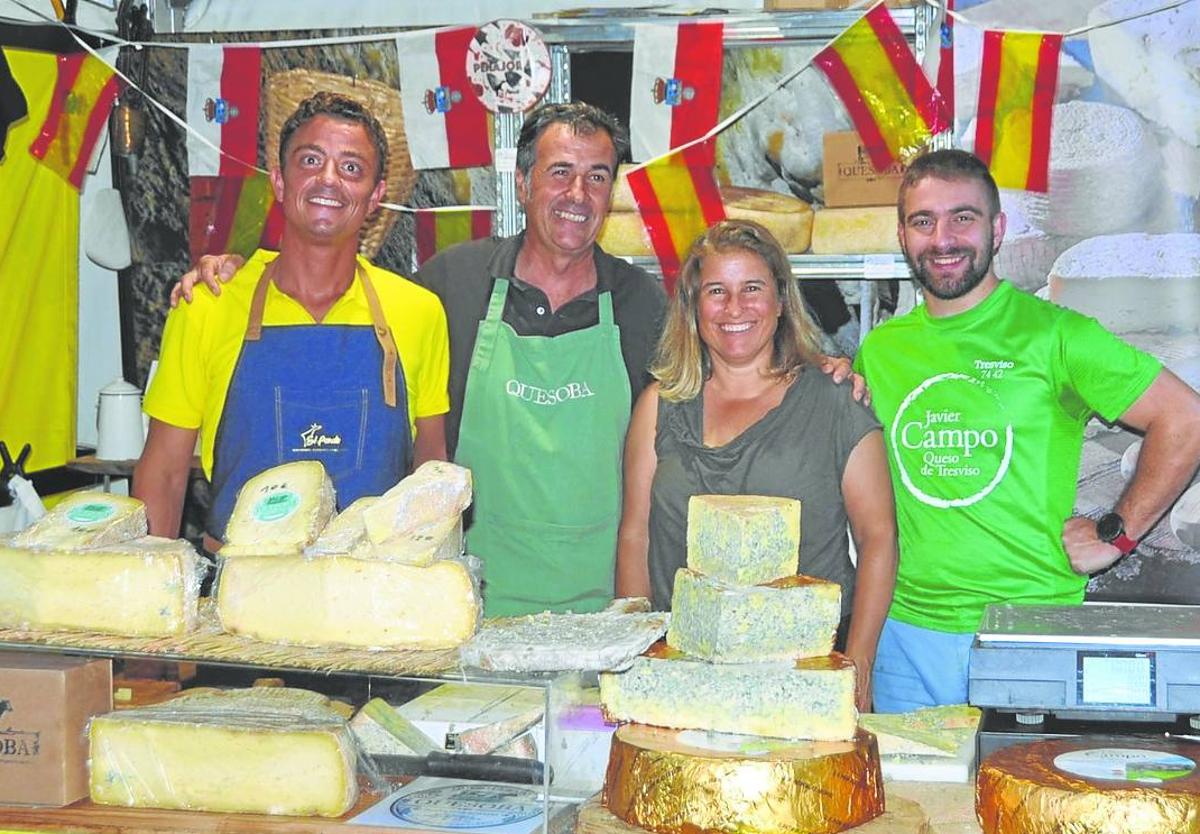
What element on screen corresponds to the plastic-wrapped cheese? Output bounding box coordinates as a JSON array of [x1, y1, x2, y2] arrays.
[[216, 554, 479, 650], [357, 517, 463, 565], [305, 495, 379, 556], [0, 536, 204, 637], [667, 569, 840, 662], [220, 461, 336, 556], [600, 644, 857, 741], [11, 492, 146, 549], [1048, 233, 1200, 335], [809, 206, 900, 255], [89, 687, 358, 817], [361, 460, 472, 545], [687, 495, 801, 586], [976, 737, 1200, 834], [603, 724, 884, 834]]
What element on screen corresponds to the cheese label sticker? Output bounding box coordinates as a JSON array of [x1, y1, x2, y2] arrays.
[[388, 784, 542, 829], [253, 490, 300, 523], [1054, 748, 1195, 784], [66, 502, 117, 525]]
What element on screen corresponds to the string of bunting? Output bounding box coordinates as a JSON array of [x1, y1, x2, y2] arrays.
[[1, 0, 1190, 252]]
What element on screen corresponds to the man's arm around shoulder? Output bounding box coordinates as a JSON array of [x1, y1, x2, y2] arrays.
[[1063, 369, 1200, 574], [132, 420, 199, 538]]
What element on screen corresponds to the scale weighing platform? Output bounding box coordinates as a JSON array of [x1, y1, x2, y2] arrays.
[[969, 602, 1200, 760]]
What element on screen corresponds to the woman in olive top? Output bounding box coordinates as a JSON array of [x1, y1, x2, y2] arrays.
[[615, 220, 897, 710]]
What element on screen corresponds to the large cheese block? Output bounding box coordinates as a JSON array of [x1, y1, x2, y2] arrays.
[[0, 536, 203, 636], [216, 554, 479, 649], [603, 723, 884, 834], [667, 569, 840, 662], [89, 687, 357, 816], [1048, 233, 1200, 335], [306, 495, 379, 556], [686, 495, 801, 586], [220, 461, 335, 556], [12, 492, 146, 549], [600, 644, 857, 741], [362, 460, 472, 545], [976, 737, 1200, 834], [809, 206, 900, 255]]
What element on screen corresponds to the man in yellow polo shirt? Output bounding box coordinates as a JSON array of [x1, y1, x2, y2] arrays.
[[133, 92, 449, 547]]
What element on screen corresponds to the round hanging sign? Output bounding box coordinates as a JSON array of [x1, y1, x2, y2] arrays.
[[466, 19, 552, 113]]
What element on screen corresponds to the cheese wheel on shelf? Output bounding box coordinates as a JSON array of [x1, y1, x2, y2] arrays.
[[602, 723, 884, 834], [810, 206, 900, 255], [976, 737, 1200, 834], [361, 460, 472, 545]]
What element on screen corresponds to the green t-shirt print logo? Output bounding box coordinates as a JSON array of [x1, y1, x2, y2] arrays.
[[889, 373, 1014, 508]]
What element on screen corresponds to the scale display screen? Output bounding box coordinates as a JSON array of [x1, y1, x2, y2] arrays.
[[1077, 650, 1156, 707]]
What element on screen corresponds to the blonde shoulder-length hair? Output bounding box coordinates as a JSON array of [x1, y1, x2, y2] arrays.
[[652, 219, 825, 402]]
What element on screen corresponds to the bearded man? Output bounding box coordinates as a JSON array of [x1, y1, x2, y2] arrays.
[[853, 149, 1200, 712]]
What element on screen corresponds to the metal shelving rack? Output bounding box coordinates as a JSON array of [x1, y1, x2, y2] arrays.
[[492, 8, 935, 341]]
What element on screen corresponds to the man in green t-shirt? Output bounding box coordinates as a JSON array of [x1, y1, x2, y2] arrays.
[[854, 149, 1200, 712]]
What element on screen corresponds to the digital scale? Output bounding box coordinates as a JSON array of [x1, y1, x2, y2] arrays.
[[969, 602, 1200, 760]]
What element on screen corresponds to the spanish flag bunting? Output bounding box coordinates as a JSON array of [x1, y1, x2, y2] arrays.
[[813, 1, 950, 172], [625, 141, 725, 294], [28, 52, 121, 190], [415, 208, 493, 266], [188, 172, 279, 263], [974, 29, 1063, 192]]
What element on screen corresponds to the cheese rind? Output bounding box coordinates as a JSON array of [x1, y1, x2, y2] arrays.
[[362, 461, 472, 545], [600, 646, 857, 741], [686, 495, 801, 586], [0, 537, 203, 636], [89, 687, 357, 817], [667, 569, 840, 662], [603, 724, 884, 834], [221, 461, 336, 556], [216, 555, 479, 649], [12, 492, 147, 549]]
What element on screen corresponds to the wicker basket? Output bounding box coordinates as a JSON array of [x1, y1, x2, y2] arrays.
[[265, 68, 418, 258]]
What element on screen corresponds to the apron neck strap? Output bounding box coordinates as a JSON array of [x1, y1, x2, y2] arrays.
[[598, 289, 614, 325], [486, 278, 511, 322], [245, 259, 399, 408]]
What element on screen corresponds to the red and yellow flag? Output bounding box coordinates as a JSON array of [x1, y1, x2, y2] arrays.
[[974, 29, 1062, 192], [415, 208, 492, 266], [28, 52, 121, 190], [625, 141, 725, 294], [189, 172, 279, 263], [813, 1, 949, 172]]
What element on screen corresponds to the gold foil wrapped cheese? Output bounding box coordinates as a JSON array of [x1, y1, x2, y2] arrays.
[[603, 723, 884, 834], [977, 737, 1200, 834]]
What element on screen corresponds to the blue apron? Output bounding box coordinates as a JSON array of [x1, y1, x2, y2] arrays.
[[206, 261, 412, 541]]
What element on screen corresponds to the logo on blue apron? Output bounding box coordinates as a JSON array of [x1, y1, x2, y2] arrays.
[[295, 422, 343, 453]]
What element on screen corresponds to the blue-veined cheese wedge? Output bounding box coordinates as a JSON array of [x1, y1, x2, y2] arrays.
[[686, 494, 801, 586]]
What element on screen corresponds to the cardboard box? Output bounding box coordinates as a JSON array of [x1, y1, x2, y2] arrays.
[[0, 651, 112, 806], [823, 131, 908, 208]]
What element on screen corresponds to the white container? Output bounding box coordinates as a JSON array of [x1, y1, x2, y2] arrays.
[[96, 379, 145, 461]]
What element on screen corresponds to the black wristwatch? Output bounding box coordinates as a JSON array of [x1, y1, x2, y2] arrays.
[[1097, 512, 1138, 555]]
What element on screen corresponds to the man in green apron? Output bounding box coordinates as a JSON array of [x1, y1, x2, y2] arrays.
[[416, 103, 663, 617]]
